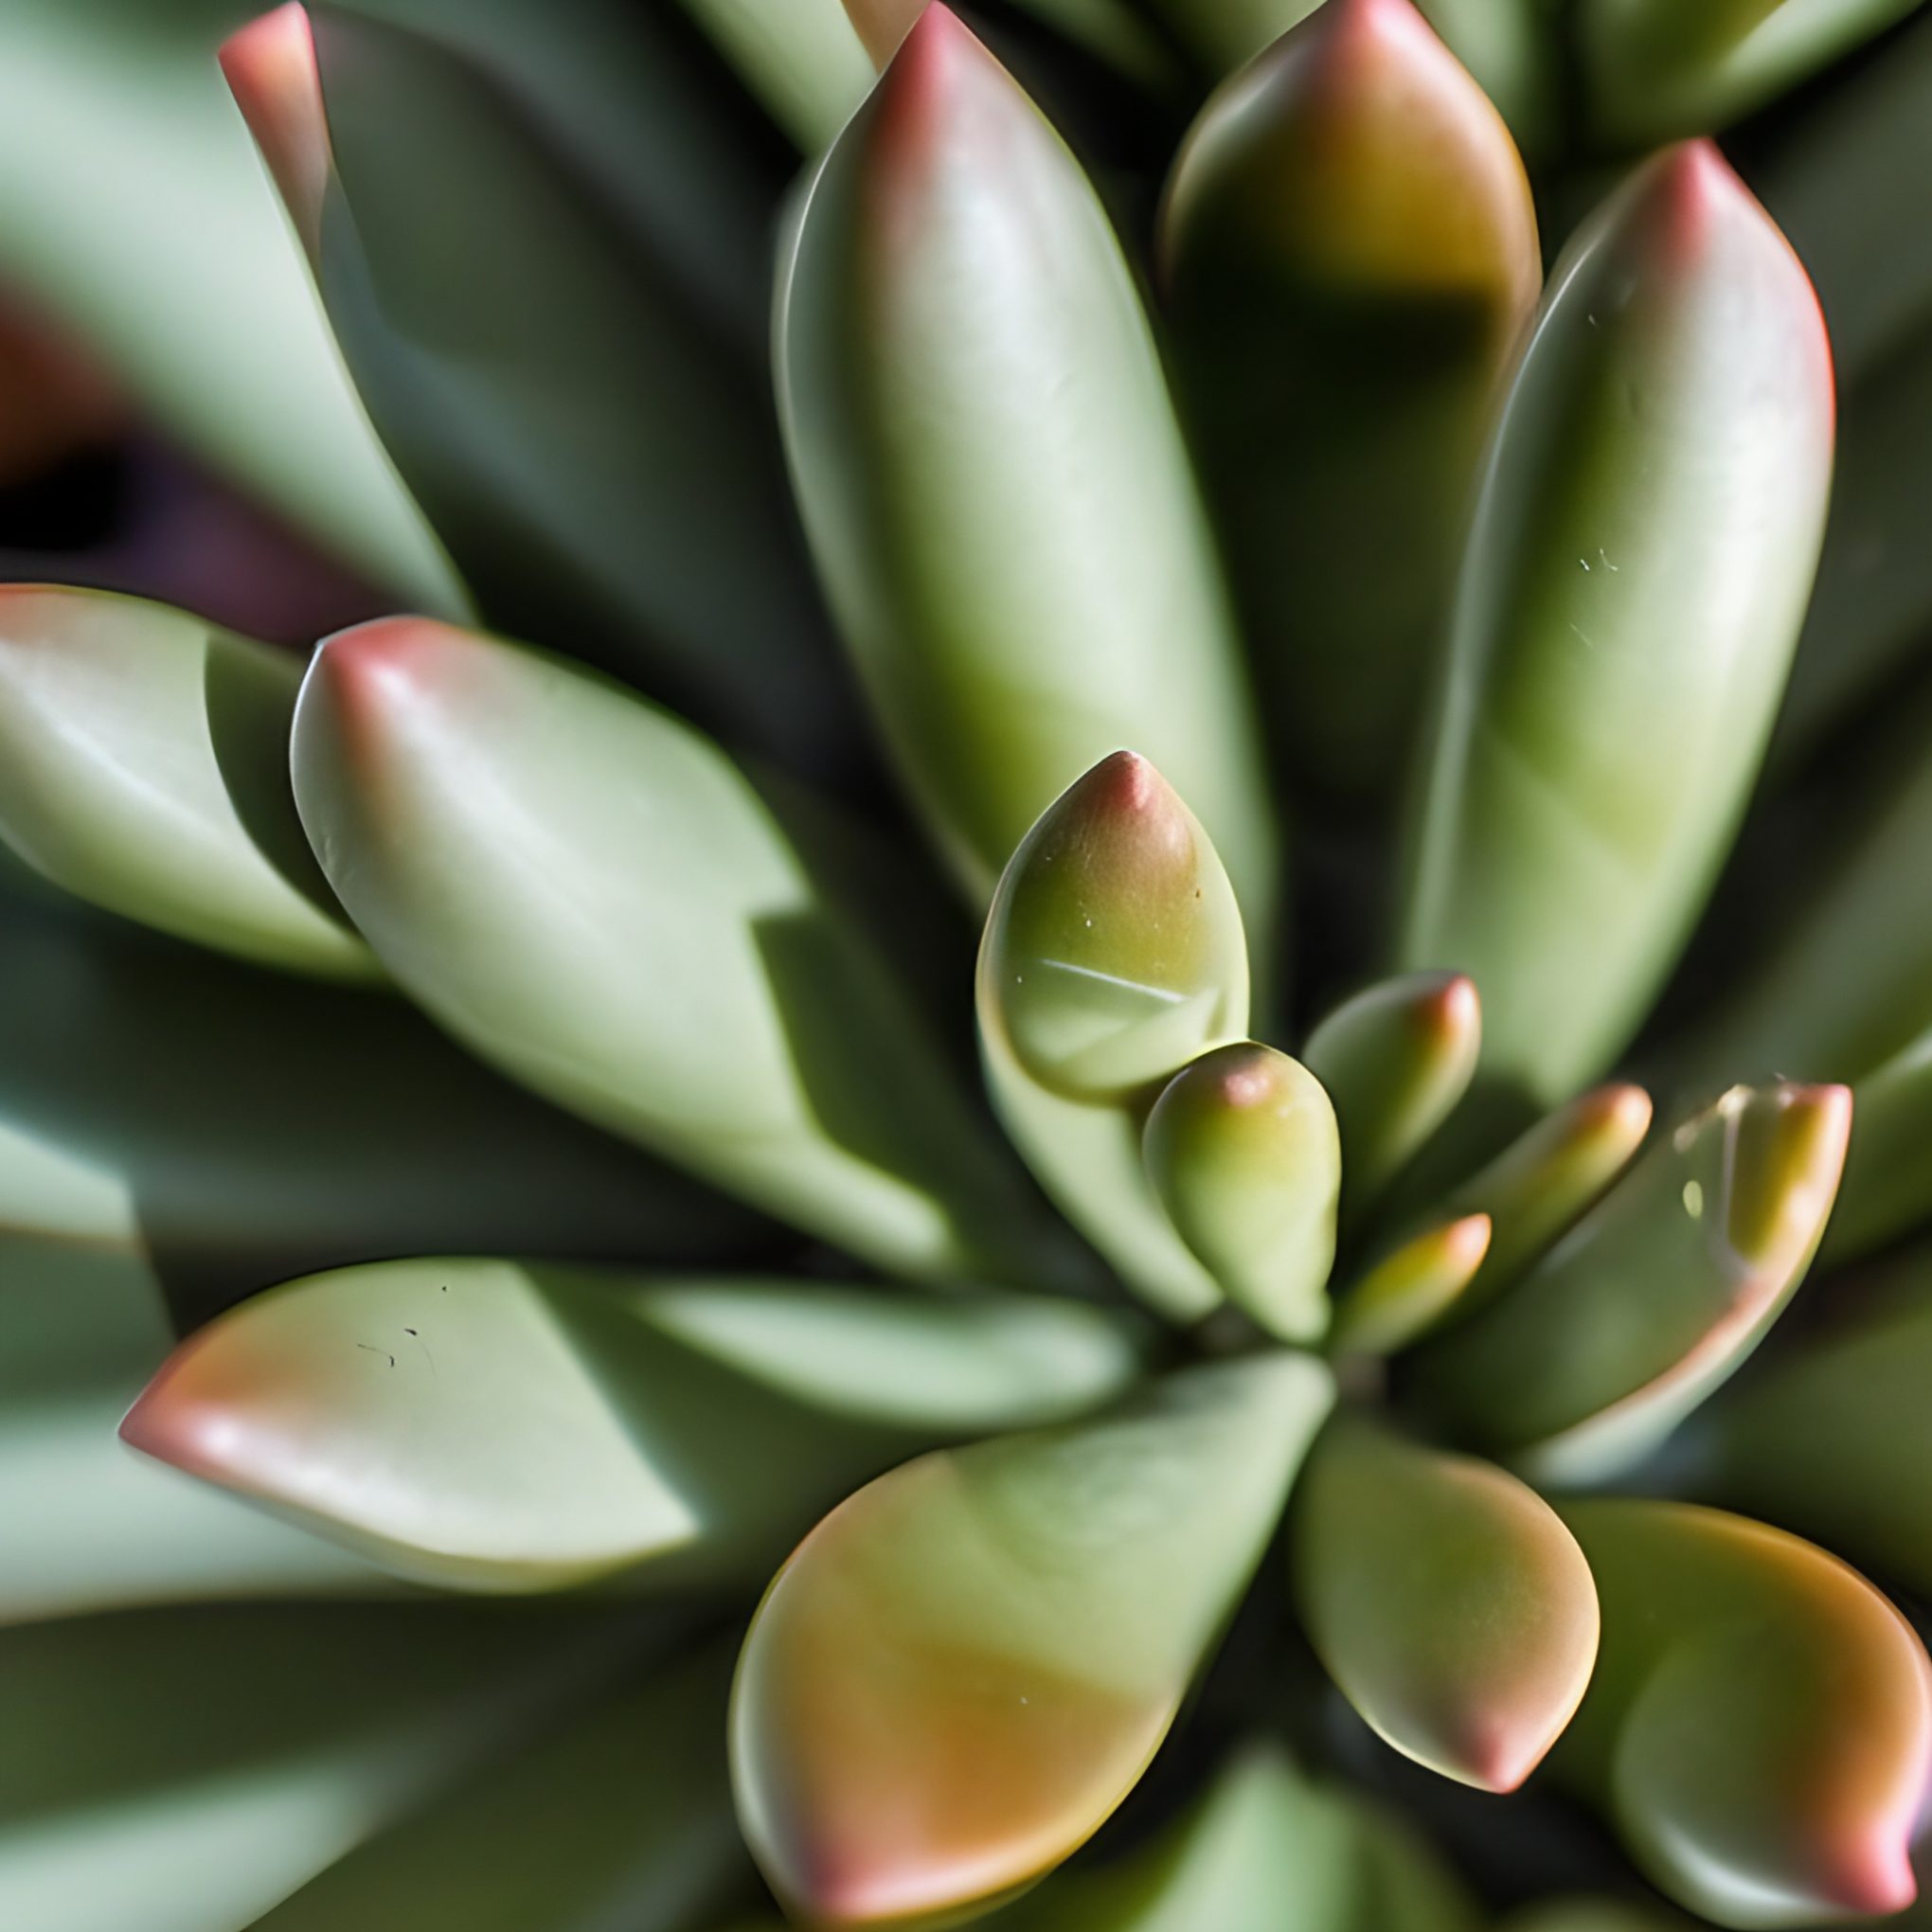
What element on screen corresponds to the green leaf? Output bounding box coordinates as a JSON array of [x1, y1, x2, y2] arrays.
[[1133, 0, 1323, 71], [730, 1353, 1333, 1927], [1159, 0, 1540, 799], [1553, 1500, 1932, 1926], [676, 0, 872, 150], [291, 616, 1060, 1286], [1302, 973, 1482, 1217], [123, 1257, 1139, 1593], [0, 585, 371, 978], [778, 6, 1277, 927], [225, 3, 851, 770], [1330, 1213, 1492, 1357], [1396, 144, 1834, 1106], [1405, 1082, 1851, 1484], [1827, 1030, 1932, 1261], [1292, 1414, 1600, 1791], [978, 752, 1250, 1320], [995, 1744, 1480, 1931], [1580, 0, 1923, 145], [1144, 1044, 1338, 1343]]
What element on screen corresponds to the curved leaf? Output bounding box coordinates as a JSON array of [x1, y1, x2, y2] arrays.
[[1828, 1029, 1932, 1261], [1330, 1213, 1492, 1357], [731, 1353, 1333, 1927], [678, 0, 872, 150], [1396, 143, 1834, 1106]]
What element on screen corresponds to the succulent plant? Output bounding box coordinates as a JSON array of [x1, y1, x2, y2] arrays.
[[4, 2, 1932, 1931]]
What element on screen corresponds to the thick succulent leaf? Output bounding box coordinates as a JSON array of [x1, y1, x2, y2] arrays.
[[1292, 1414, 1600, 1791], [1159, 0, 1539, 800], [122, 1257, 1138, 1592], [0, 0, 458, 609], [1553, 1500, 1932, 1927], [1144, 1044, 1339, 1343], [249, 1642, 747, 1932], [731, 1353, 1333, 1927], [1438, 1084, 1654, 1314], [292, 616, 1059, 1286], [1405, 1082, 1851, 1484], [677, 0, 872, 150], [0, 585, 370, 977], [978, 753, 1249, 1320], [778, 6, 1277, 925], [1827, 1030, 1932, 1261], [1701, 1254, 1932, 1596], [224, 4, 850, 771], [994, 1744, 1480, 1932], [1396, 143, 1834, 1107], [1580, 0, 1923, 145], [0, 1601, 644, 1932], [1329, 1213, 1492, 1357], [1302, 973, 1482, 1216]]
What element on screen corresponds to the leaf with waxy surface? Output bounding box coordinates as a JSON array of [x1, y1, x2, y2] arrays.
[[1406, 1082, 1851, 1484], [225, 3, 851, 772], [731, 1353, 1333, 1928], [778, 5, 1276, 924], [1144, 1044, 1338, 1343], [123, 1258, 1141, 1593], [1291, 1414, 1600, 1792], [1160, 0, 1539, 800], [1329, 1213, 1492, 1357], [1302, 973, 1481, 1216], [0, 585, 370, 978], [978, 752, 1249, 1320], [1397, 142, 1834, 1107], [292, 615, 1059, 1287], [1553, 1500, 1932, 1928]]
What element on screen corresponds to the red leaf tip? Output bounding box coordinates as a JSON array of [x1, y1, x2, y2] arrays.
[[220, 3, 331, 265]]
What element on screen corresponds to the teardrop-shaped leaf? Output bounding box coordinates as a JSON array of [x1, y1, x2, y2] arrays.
[[731, 1352, 1333, 1927], [1330, 1213, 1492, 1356], [1553, 1500, 1932, 1926], [978, 753, 1249, 1320], [291, 615, 1060, 1287], [1292, 1414, 1600, 1792], [1160, 0, 1539, 799], [778, 5, 1276, 924], [1396, 143, 1834, 1106], [224, 3, 850, 770], [1701, 1253, 1932, 1597], [123, 1257, 1140, 1592], [1144, 1043, 1339, 1342], [679, 0, 873, 150], [1580, 0, 1923, 146], [1405, 1082, 1851, 1484], [995, 1744, 1480, 1931], [0, 584, 370, 977], [1303, 973, 1482, 1215]]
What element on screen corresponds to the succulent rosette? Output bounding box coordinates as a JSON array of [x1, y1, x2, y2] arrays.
[[2, 2, 1932, 1930]]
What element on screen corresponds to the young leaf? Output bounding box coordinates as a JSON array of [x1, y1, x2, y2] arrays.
[[1330, 1213, 1493, 1357]]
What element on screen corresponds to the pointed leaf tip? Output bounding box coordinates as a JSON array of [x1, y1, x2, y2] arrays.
[[221, 3, 331, 264]]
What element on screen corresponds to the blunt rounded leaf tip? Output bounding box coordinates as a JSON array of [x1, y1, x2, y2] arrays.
[[1332, 1212, 1493, 1357]]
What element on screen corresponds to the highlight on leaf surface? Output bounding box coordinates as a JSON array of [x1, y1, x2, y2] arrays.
[[1406, 1082, 1852, 1485], [1292, 1414, 1600, 1792], [1397, 140, 1834, 1107], [1160, 0, 1540, 797], [1330, 1213, 1493, 1358], [730, 1352, 1333, 1927], [1554, 1500, 1932, 1927], [291, 615, 1058, 1287], [778, 3, 1277, 923]]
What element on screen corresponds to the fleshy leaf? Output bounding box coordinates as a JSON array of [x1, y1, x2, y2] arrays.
[[1160, 0, 1540, 798], [995, 1744, 1480, 1931], [1396, 143, 1834, 1106], [778, 5, 1277, 924], [1144, 1043, 1339, 1343], [679, 0, 873, 150], [0, 585, 371, 978], [730, 1353, 1333, 1927], [225, 3, 851, 770], [291, 616, 1059, 1286], [1828, 1030, 1932, 1261], [1330, 1214, 1493, 1357], [1405, 1082, 1851, 1484], [1292, 1414, 1600, 1791], [123, 1257, 1138, 1593], [1553, 1500, 1932, 1927], [1302, 973, 1482, 1216], [978, 753, 1249, 1320], [1580, 0, 1923, 145]]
